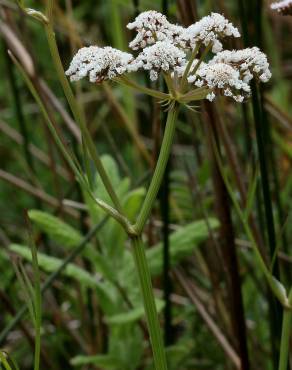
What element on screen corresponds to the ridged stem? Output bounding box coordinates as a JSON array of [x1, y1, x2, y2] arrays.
[[134, 105, 179, 234], [131, 236, 168, 370]]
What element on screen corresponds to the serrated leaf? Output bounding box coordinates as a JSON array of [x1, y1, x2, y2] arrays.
[[28, 210, 82, 248], [146, 218, 219, 276]]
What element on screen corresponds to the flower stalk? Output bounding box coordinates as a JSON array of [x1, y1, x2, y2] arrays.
[[115, 75, 171, 100], [44, 1, 124, 215], [134, 104, 179, 235], [180, 43, 200, 91]]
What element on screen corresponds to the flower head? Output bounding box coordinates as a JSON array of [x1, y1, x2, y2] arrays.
[[188, 62, 250, 102], [211, 47, 272, 83], [65, 46, 138, 83], [179, 13, 240, 53], [135, 40, 186, 81], [127, 10, 184, 50], [66, 11, 271, 106], [271, 0, 292, 15]]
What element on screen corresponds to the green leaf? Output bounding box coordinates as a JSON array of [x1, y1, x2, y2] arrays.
[[123, 187, 145, 222], [106, 299, 164, 325], [146, 218, 219, 276], [9, 244, 114, 312], [166, 343, 192, 370], [28, 210, 102, 267], [94, 155, 129, 206], [71, 354, 119, 368], [28, 210, 82, 248]]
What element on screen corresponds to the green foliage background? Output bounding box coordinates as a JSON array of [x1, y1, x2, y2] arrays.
[[0, 1, 291, 369]]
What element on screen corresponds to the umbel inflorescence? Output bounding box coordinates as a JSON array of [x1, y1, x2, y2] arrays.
[[66, 11, 271, 104]]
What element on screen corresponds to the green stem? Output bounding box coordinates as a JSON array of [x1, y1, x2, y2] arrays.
[[116, 76, 171, 100], [134, 105, 179, 234], [163, 72, 176, 97], [0, 352, 13, 370], [131, 236, 168, 370], [180, 43, 200, 92], [11, 52, 127, 228], [44, 1, 124, 214], [190, 43, 212, 77], [278, 289, 292, 370]]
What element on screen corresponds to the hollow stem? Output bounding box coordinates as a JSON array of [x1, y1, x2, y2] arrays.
[[134, 104, 179, 234], [131, 236, 168, 370], [278, 289, 292, 370]]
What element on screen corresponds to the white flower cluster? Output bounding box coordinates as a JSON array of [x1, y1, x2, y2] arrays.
[[66, 10, 271, 104], [65, 46, 138, 83], [135, 40, 186, 81], [211, 47, 272, 83], [127, 10, 183, 50], [188, 63, 251, 102], [271, 0, 292, 15], [187, 47, 271, 102], [178, 13, 240, 53]]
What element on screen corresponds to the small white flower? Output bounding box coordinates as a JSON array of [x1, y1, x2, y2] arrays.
[[206, 92, 216, 101], [211, 47, 272, 83], [135, 40, 186, 81], [271, 0, 292, 15], [127, 10, 184, 50], [189, 62, 250, 102], [178, 13, 240, 53], [127, 10, 168, 32], [65, 11, 271, 107], [65, 46, 138, 83]]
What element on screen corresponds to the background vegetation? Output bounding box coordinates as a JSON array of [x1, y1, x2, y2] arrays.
[[0, 0, 291, 369]]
